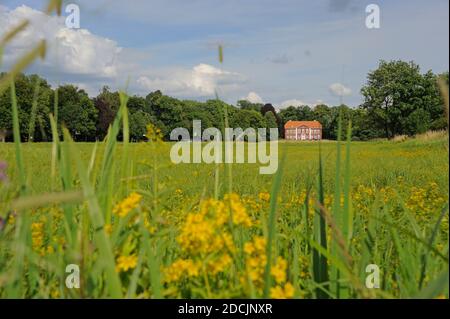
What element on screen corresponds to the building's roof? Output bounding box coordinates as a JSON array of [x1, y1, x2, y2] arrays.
[[284, 120, 322, 129]]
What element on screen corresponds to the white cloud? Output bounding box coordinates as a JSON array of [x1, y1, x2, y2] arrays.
[[329, 83, 352, 97], [244, 91, 263, 103], [278, 99, 326, 109], [0, 5, 122, 78], [136, 63, 244, 97], [280, 99, 307, 108]]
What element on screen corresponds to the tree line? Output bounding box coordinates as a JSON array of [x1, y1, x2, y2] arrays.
[[0, 60, 448, 142]]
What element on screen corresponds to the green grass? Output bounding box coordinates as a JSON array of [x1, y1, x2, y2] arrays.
[[1, 138, 447, 196], [0, 130, 448, 298], [0, 0, 448, 300]]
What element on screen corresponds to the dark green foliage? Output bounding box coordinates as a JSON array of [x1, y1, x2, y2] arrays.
[[57, 85, 97, 141], [361, 60, 447, 138], [0, 60, 447, 142]]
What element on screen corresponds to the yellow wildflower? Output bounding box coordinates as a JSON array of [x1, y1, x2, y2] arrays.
[[115, 254, 138, 272], [31, 222, 45, 253], [207, 254, 232, 275], [271, 257, 288, 284], [270, 282, 295, 299], [258, 192, 271, 202], [163, 258, 201, 283], [113, 192, 142, 218], [225, 193, 252, 227]]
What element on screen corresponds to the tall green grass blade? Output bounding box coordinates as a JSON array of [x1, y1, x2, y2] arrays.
[[7, 78, 29, 297], [10, 80, 27, 193], [63, 128, 122, 298], [332, 110, 343, 297], [142, 230, 163, 298], [11, 190, 83, 211], [416, 268, 449, 299], [263, 148, 286, 298], [120, 103, 130, 197], [98, 92, 128, 223], [419, 204, 449, 289], [342, 121, 352, 244], [312, 143, 329, 299]]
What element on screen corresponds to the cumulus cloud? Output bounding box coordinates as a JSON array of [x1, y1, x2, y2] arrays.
[[280, 99, 308, 108], [244, 91, 263, 103], [329, 83, 352, 97], [279, 99, 325, 109], [0, 5, 122, 78], [136, 63, 244, 97]]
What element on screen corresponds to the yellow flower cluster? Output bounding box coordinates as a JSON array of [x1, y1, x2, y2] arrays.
[[30, 221, 56, 256], [242, 196, 262, 212], [164, 194, 253, 284], [31, 222, 45, 253], [115, 254, 138, 272], [113, 192, 142, 218], [379, 186, 395, 203], [243, 236, 294, 298], [146, 123, 163, 142], [258, 191, 271, 202], [406, 182, 446, 214], [207, 253, 233, 275], [243, 236, 267, 289], [177, 195, 250, 255], [353, 185, 376, 214], [225, 193, 252, 227], [163, 258, 201, 283], [271, 257, 288, 284], [406, 182, 447, 226], [270, 282, 294, 299]]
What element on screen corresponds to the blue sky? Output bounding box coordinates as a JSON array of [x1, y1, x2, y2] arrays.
[[0, 0, 448, 107]]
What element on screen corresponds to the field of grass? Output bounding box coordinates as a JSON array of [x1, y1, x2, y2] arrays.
[[0, 112, 448, 298]]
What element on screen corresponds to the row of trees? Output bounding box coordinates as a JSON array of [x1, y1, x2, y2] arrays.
[[0, 75, 278, 142], [0, 60, 448, 142]]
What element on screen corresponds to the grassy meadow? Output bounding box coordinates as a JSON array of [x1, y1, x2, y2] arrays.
[[0, 0, 448, 299], [0, 121, 448, 298]]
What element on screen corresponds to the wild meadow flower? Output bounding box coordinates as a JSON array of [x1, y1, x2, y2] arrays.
[[115, 254, 138, 273], [164, 194, 255, 286], [270, 282, 294, 299], [243, 236, 294, 297], [177, 196, 246, 255], [31, 222, 45, 255], [206, 253, 232, 275], [225, 193, 252, 227], [146, 123, 164, 142], [113, 192, 142, 218], [258, 191, 270, 202], [243, 236, 267, 289], [163, 258, 201, 283], [271, 257, 288, 284]]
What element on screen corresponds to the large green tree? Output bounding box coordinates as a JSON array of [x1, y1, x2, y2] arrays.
[[361, 60, 446, 138], [0, 73, 52, 141], [58, 85, 98, 141]]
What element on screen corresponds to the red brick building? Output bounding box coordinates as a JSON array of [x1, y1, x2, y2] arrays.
[[284, 120, 322, 140]]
